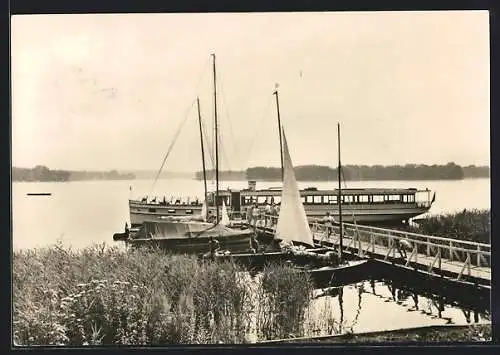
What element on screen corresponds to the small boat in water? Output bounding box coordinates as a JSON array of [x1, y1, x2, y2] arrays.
[[116, 220, 253, 254]]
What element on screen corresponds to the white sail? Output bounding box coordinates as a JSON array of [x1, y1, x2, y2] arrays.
[[220, 199, 230, 226], [200, 199, 208, 222], [275, 128, 315, 247]]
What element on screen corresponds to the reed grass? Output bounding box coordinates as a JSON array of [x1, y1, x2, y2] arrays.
[[13, 243, 318, 346], [410, 209, 490, 244], [255, 261, 314, 340]]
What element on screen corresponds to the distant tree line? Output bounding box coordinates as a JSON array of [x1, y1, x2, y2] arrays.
[[194, 170, 246, 181], [12, 166, 135, 182], [195, 163, 489, 181]]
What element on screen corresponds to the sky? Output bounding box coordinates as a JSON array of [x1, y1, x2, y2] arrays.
[[11, 11, 490, 172]]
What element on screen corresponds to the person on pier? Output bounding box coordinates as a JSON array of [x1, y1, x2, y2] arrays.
[[321, 212, 336, 238], [397, 238, 413, 259]]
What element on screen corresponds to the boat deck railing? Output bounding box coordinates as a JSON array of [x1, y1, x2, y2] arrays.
[[252, 214, 491, 284]]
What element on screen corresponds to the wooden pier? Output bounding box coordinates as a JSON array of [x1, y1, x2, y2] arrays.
[[253, 215, 491, 287]]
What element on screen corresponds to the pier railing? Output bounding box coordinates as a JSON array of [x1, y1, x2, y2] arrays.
[[253, 214, 491, 280]]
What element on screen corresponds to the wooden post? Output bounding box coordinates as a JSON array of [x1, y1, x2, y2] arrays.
[[449, 241, 453, 261], [429, 250, 440, 273], [371, 233, 375, 253], [384, 244, 394, 261], [467, 252, 471, 276], [477, 245, 481, 267], [437, 248, 441, 270], [426, 237, 430, 257], [457, 254, 471, 281]]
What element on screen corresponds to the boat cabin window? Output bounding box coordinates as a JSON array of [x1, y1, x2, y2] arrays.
[[404, 194, 415, 203], [257, 196, 267, 204], [386, 195, 401, 202], [305, 196, 314, 204], [343, 195, 354, 204], [358, 195, 369, 203], [167, 209, 176, 214], [313, 195, 322, 204], [185, 209, 193, 214], [327, 195, 337, 204], [148, 208, 157, 213], [242, 196, 256, 205], [373, 195, 384, 203], [274, 196, 281, 204]]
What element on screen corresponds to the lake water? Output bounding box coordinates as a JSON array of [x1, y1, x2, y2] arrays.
[[11, 178, 491, 339], [299, 279, 490, 340], [12, 178, 490, 250]]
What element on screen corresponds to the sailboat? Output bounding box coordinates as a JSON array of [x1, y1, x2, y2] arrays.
[[113, 54, 253, 253], [215, 125, 369, 286]]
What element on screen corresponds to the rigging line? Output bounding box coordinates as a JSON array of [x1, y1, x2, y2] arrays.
[[201, 116, 215, 171], [148, 58, 211, 194], [218, 70, 240, 169], [240, 95, 274, 169], [340, 166, 359, 226], [148, 99, 197, 195], [219, 136, 232, 172]]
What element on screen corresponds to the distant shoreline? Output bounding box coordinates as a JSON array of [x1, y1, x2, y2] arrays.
[[12, 163, 489, 183], [12, 176, 491, 183]]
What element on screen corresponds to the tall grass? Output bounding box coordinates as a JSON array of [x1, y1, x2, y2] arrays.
[[13, 244, 319, 346], [13, 243, 254, 345], [255, 262, 314, 340], [410, 209, 490, 244]]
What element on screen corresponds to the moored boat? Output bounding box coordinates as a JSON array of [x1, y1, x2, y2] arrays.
[[114, 54, 253, 254], [120, 221, 253, 254]]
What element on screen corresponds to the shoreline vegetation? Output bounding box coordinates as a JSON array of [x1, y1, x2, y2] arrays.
[[13, 210, 491, 346], [12, 163, 489, 182], [409, 209, 490, 244], [13, 246, 315, 346], [13, 244, 491, 346]]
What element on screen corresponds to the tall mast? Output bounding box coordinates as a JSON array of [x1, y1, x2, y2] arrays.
[[196, 97, 208, 217], [337, 122, 343, 261], [212, 53, 219, 224], [273, 89, 284, 181]]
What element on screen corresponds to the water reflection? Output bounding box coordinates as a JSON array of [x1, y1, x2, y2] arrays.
[[301, 279, 490, 340]]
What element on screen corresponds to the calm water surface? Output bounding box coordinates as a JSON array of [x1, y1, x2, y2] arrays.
[[11, 178, 491, 338], [12, 178, 490, 250]]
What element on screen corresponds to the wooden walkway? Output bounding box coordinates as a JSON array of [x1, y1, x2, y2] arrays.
[[253, 215, 491, 286]]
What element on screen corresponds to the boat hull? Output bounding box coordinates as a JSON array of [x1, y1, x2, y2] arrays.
[[126, 233, 252, 254], [129, 200, 430, 227]]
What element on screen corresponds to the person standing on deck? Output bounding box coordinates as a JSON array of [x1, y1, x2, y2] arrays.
[[251, 204, 259, 227], [268, 203, 277, 227], [262, 202, 270, 227], [208, 236, 220, 260], [246, 206, 252, 226], [249, 234, 260, 254]]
